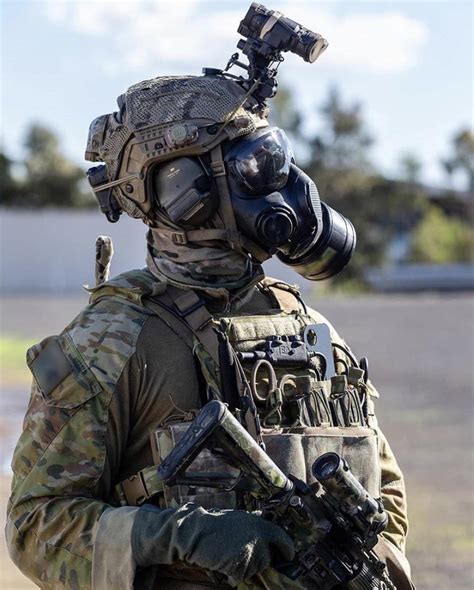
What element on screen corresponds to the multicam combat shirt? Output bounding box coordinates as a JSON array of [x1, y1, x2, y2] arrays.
[[6, 269, 409, 589]]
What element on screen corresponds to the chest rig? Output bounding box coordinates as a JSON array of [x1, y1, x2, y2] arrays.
[[114, 277, 381, 512]]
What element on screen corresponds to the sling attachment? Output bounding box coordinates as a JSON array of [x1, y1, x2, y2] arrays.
[[114, 465, 164, 507]]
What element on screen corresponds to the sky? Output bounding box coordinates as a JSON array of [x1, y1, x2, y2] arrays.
[[1, 0, 472, 189]]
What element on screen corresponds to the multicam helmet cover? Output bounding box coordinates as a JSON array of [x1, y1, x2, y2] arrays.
[[85, 75, 268, 219]]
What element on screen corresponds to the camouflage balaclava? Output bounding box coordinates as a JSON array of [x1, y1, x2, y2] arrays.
[[146, 220, 263, 295], [85, 75, 269, 295]]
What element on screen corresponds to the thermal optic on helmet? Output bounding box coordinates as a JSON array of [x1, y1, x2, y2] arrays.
[[225, 127, 294, 196]]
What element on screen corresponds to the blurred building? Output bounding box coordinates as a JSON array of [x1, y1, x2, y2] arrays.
[[0, 209, 304, 294]]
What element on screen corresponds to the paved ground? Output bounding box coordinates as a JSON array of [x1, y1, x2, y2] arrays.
[[1, 292, 473, 589]]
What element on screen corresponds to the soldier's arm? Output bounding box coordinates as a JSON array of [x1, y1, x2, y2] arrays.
[[5, 299, 158, 589]]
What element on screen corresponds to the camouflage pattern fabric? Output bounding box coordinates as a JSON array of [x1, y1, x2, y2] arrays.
[[6, 269, 158, 588], [95, 235, 114, 286], [146, 226, 264, 292], [6, 268, 409, 589], [85, 75, 267, 220]]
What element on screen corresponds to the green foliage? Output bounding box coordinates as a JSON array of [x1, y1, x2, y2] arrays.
[[0, 336, 36, 387], [399, 152, 422, 184], [310, 87, 373, 173], [268, 85, 302, 140], [1, 123, 94, 208], [0, 151, 21, 201], [301, 87, 429, 286], [409, 206, 474, 263], [442, 128, 474, 191]]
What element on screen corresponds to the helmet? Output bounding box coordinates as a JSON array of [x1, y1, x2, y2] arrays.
[[85, 74, 268, 221]]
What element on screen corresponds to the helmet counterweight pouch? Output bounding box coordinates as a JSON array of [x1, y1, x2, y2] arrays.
[[87, 165, 122, 223]]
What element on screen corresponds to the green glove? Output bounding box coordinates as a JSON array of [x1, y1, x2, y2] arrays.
[[131, 502, 295, 586]]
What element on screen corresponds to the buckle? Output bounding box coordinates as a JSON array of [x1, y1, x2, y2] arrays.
[[174, 290, 203, 317], [172, 231, 188, 245], [210, 161, 226, 177], [121, 473, 147, 506]]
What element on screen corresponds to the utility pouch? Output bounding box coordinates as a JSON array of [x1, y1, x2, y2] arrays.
[[262, 425, 381, 499]]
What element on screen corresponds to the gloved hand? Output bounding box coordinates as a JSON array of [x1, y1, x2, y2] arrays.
[[131, 502, 295, 586]]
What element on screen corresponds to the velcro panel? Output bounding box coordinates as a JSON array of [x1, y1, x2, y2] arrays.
[[28, 337, 71, 396], [225, 314, 306, 352], [27, 334, 102, 408]]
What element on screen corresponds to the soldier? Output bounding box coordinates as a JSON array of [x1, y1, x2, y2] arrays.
[[6, 7, 414, 590]]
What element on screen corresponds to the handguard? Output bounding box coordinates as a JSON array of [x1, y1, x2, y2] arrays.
[[157, 400, 395, 590]]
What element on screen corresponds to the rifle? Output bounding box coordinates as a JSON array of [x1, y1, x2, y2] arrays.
[[157, 400, 395, 589]]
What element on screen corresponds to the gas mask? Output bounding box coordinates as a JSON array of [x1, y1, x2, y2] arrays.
[[152, 126, 356, 281]]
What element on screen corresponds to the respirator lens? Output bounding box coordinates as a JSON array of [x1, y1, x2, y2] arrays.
[[278, 203, 356, 281], [228, 128, 293, 195]]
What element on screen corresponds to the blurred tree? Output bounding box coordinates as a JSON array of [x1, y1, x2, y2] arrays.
[[441, 128, 474, 192], [0, 150, 20, 201], [268, 84, 302, 140], [399, 152, 422, 184], [2, 124, 93, 208], [305, 87, 427, 287], [310, 86, 373, 174], [409, 206, 474, 263]]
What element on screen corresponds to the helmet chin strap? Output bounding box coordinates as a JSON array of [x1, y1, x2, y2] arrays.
[[209, 144, 271, 263]]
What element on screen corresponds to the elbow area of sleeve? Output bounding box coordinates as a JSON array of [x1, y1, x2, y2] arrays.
[[6, 499, 99, 590], [92, 506, 141, 590]]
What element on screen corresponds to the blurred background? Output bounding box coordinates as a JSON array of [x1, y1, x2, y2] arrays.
[[0, 1, 473, 588]]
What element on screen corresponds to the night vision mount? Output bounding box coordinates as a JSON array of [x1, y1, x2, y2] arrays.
[[204, 3, 328, 106]]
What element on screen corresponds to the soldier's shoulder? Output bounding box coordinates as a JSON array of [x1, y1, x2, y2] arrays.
[[87, 267, 161, 305], [257, 276, 304, 313], [60, 268, 161, 391]]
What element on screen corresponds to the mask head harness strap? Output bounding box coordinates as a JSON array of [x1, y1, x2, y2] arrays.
[[210, 143, 270, 263]]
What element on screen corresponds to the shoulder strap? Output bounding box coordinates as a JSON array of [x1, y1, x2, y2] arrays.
[[258, 277, 305, 314], [143, 286, 221, 367], [144, 286, 252, 414]]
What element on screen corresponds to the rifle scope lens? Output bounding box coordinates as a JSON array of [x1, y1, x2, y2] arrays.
[[312, 452, 341, 481]]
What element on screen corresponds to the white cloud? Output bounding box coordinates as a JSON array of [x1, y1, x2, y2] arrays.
[[43, 0, 428, 75]]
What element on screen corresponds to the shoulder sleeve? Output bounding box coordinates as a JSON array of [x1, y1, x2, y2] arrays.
[[6, 298, 150, 589]]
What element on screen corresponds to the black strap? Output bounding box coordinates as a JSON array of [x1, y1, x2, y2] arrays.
[[218, 336, 241, 410], [143, 286, 220, 367]]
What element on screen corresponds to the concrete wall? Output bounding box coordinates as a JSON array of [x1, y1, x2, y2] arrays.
[[0, 209, 304, 293]]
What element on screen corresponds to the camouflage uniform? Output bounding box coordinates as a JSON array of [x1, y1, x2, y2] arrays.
[[6, 268, 410, 589]]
